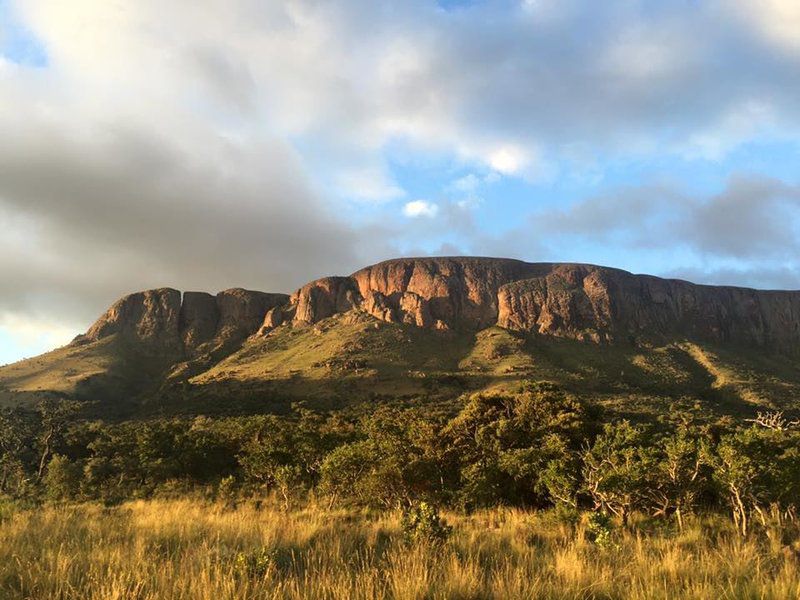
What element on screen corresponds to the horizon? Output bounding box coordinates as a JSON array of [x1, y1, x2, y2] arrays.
[[3, 0, 800, 363]]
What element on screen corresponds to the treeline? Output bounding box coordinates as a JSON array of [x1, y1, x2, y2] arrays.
[[2, 383, 800, 535]]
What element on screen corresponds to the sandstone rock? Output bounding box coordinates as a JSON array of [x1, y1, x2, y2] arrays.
[[257, 306, 285, 335], [215, 289, 288, 343], [282, 258, 800, 351], [292, 277, 360, 323], [180, 291, 219, 349], [82, 288, 182, 351], [77, 287, 289, 354], [76, 257, 800, 356]]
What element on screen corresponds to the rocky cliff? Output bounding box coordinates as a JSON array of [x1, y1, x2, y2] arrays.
[[262, 257, 800, 350], [72, 258, 800, 353], [74, 287, 289, 356]]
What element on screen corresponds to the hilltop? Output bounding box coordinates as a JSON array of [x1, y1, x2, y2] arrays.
[[2, 257, 800, 419]]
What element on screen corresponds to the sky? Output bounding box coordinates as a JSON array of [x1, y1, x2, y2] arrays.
[[2, 0, 800, 364]]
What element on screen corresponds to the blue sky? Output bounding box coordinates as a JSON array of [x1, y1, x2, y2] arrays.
[[2, 0, 800, 364]]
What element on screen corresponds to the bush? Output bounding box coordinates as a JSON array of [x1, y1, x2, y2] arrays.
[[586, 511, 616, 548], [43, 454, 81, 502], [217, 475, 238, 507], [401, 502, 452, 545], [233, 547, 277, 577]]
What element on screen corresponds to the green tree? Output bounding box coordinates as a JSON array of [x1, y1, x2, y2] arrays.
[[582, 421, 657, 526], [35, 399, 81, 481], [0, 407, 37, 496], [712, 427, 800, 536], [319, 409, 444, 508], [650, 427, 709, 529], [444, 382, 590, 509], [43, 454, 82, 501]]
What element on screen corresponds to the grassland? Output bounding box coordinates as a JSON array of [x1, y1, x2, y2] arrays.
[[3, 311, 800, 422], [2, 497, 800, 599]]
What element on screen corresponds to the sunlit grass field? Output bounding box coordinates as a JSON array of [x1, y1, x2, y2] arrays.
[[2, 498, 799, 599]]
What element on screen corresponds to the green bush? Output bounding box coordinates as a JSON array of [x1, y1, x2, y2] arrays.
[[401, 502, 452, 545], [233, 547, 278, 577], [586, 511, 616, 548], [217, 475, 238, 507], [43, 454, 81, 502]]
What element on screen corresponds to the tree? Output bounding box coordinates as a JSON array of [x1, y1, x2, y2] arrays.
[[650, 427, 708, 529], [712, 427, 800, 536], [443, 382, 591, 509], [43, 454, 82, 501], [35, 399, 81, 481], [581, 421, 656, 526], [0, 407, 37, 496], [318, 408, 444, 508]]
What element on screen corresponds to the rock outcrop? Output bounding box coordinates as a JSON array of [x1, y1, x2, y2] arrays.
[[75, 288, 289, 355], [263, 258, 800, 350], [82, 288, 184, 351], [74, 257, 800, 354]]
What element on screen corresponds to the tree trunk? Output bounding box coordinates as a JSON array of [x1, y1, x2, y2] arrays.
[[36, 430, 54, 481]]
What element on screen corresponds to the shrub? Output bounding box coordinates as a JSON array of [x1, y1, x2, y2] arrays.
[[401, 501, 452, 545], [217, 475, 238, 507], [586, 511, 616, 549], [43, 454, 81, 502], [233, 547, 277, 577]]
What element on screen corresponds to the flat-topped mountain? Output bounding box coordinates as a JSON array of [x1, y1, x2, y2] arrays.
[[74, 257, 800, 349], [282, 258, 800, 348], [3, 257, 800, 418]]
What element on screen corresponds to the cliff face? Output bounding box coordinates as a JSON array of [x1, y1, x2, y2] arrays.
[[74, 258, 800, 355], [269, 258, 800, 349], [76, 288, 289, 355]]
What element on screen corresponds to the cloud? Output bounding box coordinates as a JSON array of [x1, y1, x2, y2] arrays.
[[729, 0, 800, 55], [516, 174, 800, 287], [2, 0, 800, 361], [403, 200, 439, 218], [0, 313, 78, 364]]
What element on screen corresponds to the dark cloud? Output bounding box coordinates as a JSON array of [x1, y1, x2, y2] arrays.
[[0, 117, 394, 326], [3, 0, 800, 350]]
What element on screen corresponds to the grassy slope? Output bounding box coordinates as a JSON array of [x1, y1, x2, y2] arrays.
[[183, 310, 800, 420], [0, 335, 183, 413], [3, 309, 799, 419]]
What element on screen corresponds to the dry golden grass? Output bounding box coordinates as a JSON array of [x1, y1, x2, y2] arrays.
[[1, 499, 800, 599]]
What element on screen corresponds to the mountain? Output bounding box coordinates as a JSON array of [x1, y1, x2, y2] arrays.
[[2, 257, 800, 419]]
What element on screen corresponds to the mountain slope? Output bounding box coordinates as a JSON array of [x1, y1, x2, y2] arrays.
[[2, 257, 800, 418]]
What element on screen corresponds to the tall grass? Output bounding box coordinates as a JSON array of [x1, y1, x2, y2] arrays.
[[1, 498, 798, 599]]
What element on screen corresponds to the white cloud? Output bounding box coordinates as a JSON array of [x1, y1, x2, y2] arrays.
[[335, 167, 405, 202], [449, 173, 481, 194], [728, 0, 800, 55], [403, 200, 439, 218], [0, 312, 79, 363], [488, 147, 525, 175]]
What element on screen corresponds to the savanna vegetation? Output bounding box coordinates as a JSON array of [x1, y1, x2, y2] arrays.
[[4, 498, 800, 600], [3, 381, 800, 598]]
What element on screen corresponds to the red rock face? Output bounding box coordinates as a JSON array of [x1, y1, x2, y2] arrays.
[[215, 289, 288, 345], [78, 288, 289, 355], [76, 258, 800, 353], [284, 258, 800, 350], [83, 288, 183, 351]]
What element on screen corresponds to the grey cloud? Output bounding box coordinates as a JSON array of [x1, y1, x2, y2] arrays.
[[684, 176, 800, 259], [663, 266, 800, 292], [0, 118, 395, 327], [522, 174, 800, 282]]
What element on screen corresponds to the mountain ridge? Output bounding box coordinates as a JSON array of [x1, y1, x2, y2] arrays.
[[3, 256, 800, 417], [74, 257, 800, 351]]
